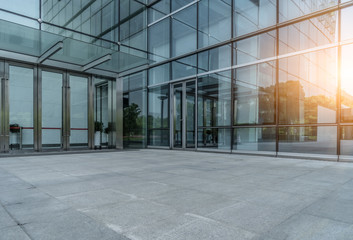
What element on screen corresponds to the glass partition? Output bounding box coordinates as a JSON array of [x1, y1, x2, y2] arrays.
[[70, 75, 88, 148], [42, 71, 63, 149], [148, 85, 169, 146], [9, 65, 34, 150]]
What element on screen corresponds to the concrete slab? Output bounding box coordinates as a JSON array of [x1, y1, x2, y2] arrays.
[[0, 149, 353, 240]]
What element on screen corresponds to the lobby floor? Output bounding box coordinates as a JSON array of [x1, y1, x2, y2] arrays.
[[1, 150, 353, 240]]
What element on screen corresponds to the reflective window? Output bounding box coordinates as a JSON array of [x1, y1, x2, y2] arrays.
[[148, 85, 169, 146], [279, 126, 337, 155], [198, 71, 232, 127], [42, 71, 62, 148], [233, 127, 276, 152], [197, 128, 232, 152], [172, 4, 197, 57], [236, 31, 276, 65], [9, 66, 34, 150], [0, 10, 39, 28], [341, 44, 353, 122], [341, 6, 353, 41], [234, 61, 276, 125], [124, 89, 146, 148], [279, 48, 337, 124], [0, 0, 39, 18], [172, 55, 197, 80], [279, 12, 338, 55], [279, 0, 338, 22], [198, 45, 231, 73], [198, 0, 231, 48], [148, 63, 170, 86], [341, 126, 353, 156], [148, 0, 170, 24], [172, 0, 194, 11], [70, 76, 88, 147], [234, 0, 276, 37], [148, 18, 170, 62]]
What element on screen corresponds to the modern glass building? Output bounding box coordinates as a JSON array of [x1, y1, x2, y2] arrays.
[[1, 0, 353, 161]]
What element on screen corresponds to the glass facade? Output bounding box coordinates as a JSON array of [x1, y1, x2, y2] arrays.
[[2, 0, 353, 160]]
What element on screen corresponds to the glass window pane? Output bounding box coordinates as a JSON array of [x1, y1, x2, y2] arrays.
[[198, 0, 231, 48], [70, 76, 88, 147], [9, 66, 34, 150], [236, 31, 276, 65], [198, 45, 231, 73], [233, 127, 276, 153], [341, 44, 353, 122], [172, 55, 197, 80], [148, 0, 170, 24], [198, 71, 232, 127], [148, 18, 170, 62], [279, 0, 338, 22], [341, 126, 353, 156], [234, 0, 276, 37], [124, 90, 146, 148], [148, 85, 169, 146], [197, 128, 231, 152], [279, 126, 337, 155], [279, 48, 337, 124], [42, 71, 62, 148], [279, 12, 338, 55], [148, 63, 170, 86], [234, 61, 276, 125], [0, 0, 39, 18], [172, 5, 196, 57]]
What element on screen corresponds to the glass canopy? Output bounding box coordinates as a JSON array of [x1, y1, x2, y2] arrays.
[[0, 19, 150, 74]]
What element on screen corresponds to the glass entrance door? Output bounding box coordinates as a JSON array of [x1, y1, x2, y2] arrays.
[[172, 80, 195, 149]]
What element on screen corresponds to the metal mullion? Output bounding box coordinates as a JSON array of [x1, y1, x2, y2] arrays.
[[34, 67, 42, 151], [170, 84, 174, 148], [116, 77, 123, 149], [3, 62, 9, 152], [88, 76, 94, 149], [275, 0, 280, 157], [182, 82, 187, 149], [0, 61, 4, 152], [337, 2, 342, 160]]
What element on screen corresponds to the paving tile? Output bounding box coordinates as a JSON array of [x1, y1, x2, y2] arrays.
[[82, 200, 178, 231], [0, 206, 17, 229], [57, 189, 132, 210], [208, 201, 298, 234], [0, 188, 51, 206], [304, 198, 353, 224], [262, 214, 353, 240], [23, 209, 129, 240], [125, 213, 198, 240], [160, 217, 257, 240], [0, 226, 31, 240]]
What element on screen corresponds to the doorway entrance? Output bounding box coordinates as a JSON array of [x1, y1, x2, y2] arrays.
[[171, 80, 196, 149]]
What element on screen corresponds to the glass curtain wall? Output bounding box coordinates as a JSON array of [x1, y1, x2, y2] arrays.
[[142, 0, 353, 159]]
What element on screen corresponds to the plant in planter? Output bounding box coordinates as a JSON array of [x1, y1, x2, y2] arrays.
[[94, 121, 104, 148], [10, 123, 21, 147], [104, 122, 115, 144]]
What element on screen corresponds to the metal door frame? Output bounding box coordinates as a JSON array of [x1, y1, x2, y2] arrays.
[[170, 79, 196, 150]]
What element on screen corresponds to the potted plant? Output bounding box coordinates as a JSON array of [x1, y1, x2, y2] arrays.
[[94, 121, 103, 148], [103, 122, 113, 143], [10, 123, 21, 146]]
